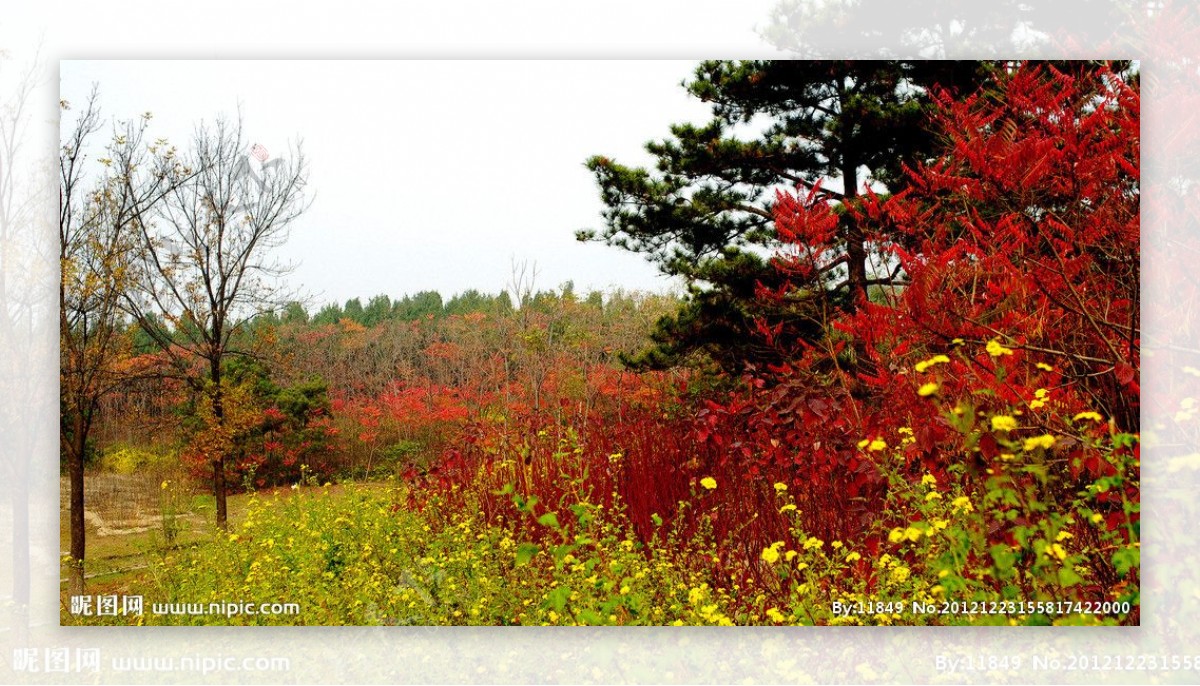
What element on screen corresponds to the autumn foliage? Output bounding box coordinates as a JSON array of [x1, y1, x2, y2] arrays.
[[675, 62, 1140, 601], [73, 61, 1139, 625]]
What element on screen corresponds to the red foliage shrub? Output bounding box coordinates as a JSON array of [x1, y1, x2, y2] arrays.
[[706, 62, 1140, 544]]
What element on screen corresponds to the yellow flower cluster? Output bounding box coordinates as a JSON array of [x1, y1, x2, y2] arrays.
[[914, 354, 951, 373], [1029, 388, 1050, 410], [761, 541, 786, 564], [990, 415, 1018, 431], [1022, 434, 1056, 451], [986, 339, 1014, 357], [888, 526, 924, 543]]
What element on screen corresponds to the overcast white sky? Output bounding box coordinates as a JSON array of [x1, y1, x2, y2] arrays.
[[60, 61, 716, 309]]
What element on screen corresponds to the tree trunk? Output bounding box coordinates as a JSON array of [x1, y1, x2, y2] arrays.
[[842, 160, 867, 310], [214, 454, 227, 528], [211, 357, 228, 528], [842, 156, 873, 380], [68, 412, 86, 597]]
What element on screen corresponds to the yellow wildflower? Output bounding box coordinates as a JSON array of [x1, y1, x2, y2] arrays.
[[1023, 434, 1056, 451], [986, 339, 1014, 357], [1048, 543, 1068, 561], [925, 491, 942, 501], [951, 496, 974, 513], [845, 551, 861, 563], [1090, 513, 1104, 524], [773, 482, 788, 492], [1073, 411, 1104, 422], [1036, 362, 1054, 371], [1056, 531, 1074, 542], [991, 415, 1018, 431], [868, 438, 887, 452], [779, 503, 797, 513], [891, 566, 911, 582], [700, 477, 717, 490], [914, 355, 951, 373], [761, 542, 785, 564], [904, 526, 922, 542], [887, 528, 905, 544], [918, 382, 939, 397], [766, 608, 786, 623], [921, 474, 937, 486]]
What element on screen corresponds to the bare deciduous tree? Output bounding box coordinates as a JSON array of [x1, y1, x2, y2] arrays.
[[123, 114, 309, 527]]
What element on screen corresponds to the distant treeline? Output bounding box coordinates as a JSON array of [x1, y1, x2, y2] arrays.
[[265, 282, 657, 328]]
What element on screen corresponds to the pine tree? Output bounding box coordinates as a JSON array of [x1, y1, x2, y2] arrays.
[[580, 60, 994, 372]]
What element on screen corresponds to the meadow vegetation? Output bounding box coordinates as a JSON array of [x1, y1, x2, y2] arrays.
[[62, 61, 1139, 625]]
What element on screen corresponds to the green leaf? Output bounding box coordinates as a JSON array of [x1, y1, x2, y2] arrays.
[[989, 543, 1015, 572], [1113, 433, 1139, 449], [537, 512, 561, 529], [515, 543, 540, 566], [569, 503, 593, 527], [546, 585, 571, 612], [1112, 546, 1140, 577], [551, 543, 577, 562], [577, 609, 604, 625], [1058, 565, 1083, 588]]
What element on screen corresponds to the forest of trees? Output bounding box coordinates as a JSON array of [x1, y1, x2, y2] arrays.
[[61, 59, 1140, 626]]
